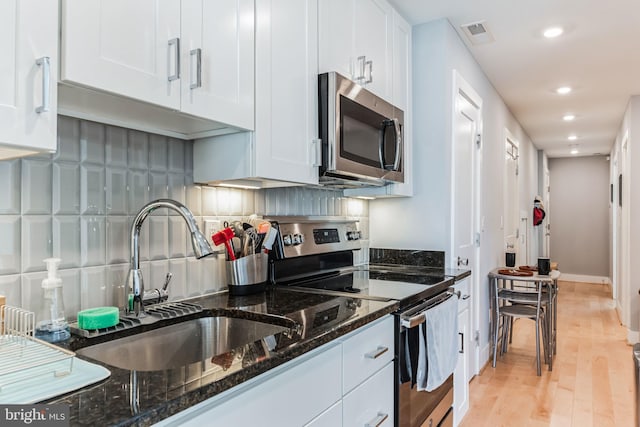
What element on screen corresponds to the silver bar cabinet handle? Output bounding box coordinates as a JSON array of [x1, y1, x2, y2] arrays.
[[365, 412, 389, 427], [365, 59, 373, 83], [35, 57, 50, 113], [168, 38, 180, 81], [356, 55, 366, 82], [190, 48, 202, 89], [365, 345, 389, 360]]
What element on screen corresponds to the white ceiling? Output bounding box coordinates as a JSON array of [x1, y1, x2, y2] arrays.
[[388, 0, 640, 157]]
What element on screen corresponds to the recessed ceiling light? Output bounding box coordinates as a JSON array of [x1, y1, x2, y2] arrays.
[[568, 135, 577, 141], [563, 114, 575, 121], [543, 27, 564, 38], [556, 86, 572, 95]]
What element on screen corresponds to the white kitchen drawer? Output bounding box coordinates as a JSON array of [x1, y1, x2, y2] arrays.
[[453, 277, 471, 312], [304, 400, 342, 427], [343, 362, 394, 427], [341, 315, 394, 394]]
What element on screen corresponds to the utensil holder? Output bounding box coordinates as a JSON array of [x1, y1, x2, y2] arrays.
[[226, 253, 269, 295]]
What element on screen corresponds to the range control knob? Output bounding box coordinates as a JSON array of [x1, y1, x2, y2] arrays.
[[283, 234, 293, 246], [292, 234, 304, 245], [347, 231, 361, 241]]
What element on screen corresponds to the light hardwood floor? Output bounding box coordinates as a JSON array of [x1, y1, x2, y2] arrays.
[[460, 280, 635, 427]]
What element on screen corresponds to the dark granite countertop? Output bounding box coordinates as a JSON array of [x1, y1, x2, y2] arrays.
[[47, 288, 397, 426], [369, 248, 471, 281]]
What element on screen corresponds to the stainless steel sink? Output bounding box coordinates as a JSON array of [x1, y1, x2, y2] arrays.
[[76, 316, 288, 371]]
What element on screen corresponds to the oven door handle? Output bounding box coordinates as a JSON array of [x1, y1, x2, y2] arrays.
[[400, 290, 459, 328]]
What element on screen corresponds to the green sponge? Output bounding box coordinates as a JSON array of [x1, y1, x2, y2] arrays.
[[77, 307, 120, 330]]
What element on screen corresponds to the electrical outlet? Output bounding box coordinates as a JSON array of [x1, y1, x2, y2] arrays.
[[204, 219, 223, 252]]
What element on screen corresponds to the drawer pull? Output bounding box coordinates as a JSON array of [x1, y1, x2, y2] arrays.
[[365, 412, 388, 427], [365, 346, 389, 360]]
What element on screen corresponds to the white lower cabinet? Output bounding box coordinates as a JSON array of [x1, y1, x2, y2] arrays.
[[453, 278, 471, 426], [343, 363, 394, 427], [304, 401, 343, 427], [157, 315, 394, 427], [158, 343, 342, 427]]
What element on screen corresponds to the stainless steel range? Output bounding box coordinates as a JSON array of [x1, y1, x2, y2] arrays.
[[268, 217, 457, 427]]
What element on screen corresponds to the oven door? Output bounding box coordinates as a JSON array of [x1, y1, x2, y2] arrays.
[[396, 291, 456, 427]]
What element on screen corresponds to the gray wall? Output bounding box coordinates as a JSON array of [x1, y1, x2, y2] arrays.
[[549, 155, 610, 275], [369, 19, 539, 361], [0, 116, 369, 322]]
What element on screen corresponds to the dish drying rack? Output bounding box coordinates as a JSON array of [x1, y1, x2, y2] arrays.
[[0, 305, 75, 391]]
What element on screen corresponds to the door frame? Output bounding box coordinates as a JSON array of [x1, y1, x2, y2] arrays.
[[450, 70, 482, 377], [503, 129, 521, 263]]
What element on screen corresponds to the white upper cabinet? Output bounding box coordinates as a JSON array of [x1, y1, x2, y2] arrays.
[[181, 0, 254, 130], [0, 0, 58, 159], [194, 0, 319, 187], [61, 0, 181, 110], [60, 0, 254, 136], [344, 9, 413, 198], [319, 0, 393, 101]]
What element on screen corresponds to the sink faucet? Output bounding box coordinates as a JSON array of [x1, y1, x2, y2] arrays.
[[126, 199, 215, 316]]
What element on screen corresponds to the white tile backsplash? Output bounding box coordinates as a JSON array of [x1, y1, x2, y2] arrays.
[[22, 160, 52, 214], [80, 266, 107, 309], [0, 216, 21, 275], [80, 121, 106, 164], [106, 168, 128, 215], [81, 216, 106, 267], [0, 160, 21, 214], [53, 216, 81, 268], [21, 216, 52, 272], [0, 116, 369, 320], [53, 163, 80, 215], [81, 164, 106, 215]]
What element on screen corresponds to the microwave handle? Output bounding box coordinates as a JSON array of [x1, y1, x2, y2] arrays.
[[392, 118, 402, 171], [379, 119, 402, 171]]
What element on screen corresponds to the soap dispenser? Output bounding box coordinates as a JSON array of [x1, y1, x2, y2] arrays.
[[35, 258, 70, 342]]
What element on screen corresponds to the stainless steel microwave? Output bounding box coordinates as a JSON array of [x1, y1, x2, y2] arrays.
[[319, 72, 404, 187]]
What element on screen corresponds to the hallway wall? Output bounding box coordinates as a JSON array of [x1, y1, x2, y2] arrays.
[[548, 156, 610, 276]]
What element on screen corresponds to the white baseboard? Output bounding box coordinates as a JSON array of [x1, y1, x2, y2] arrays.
[[628, 329, 640, 344], [478, 343, 491, 375], [559, 273, 611, 285]]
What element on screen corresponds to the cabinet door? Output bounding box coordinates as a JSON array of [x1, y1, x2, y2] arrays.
[[318, 0, 355, 79], [454, 305, 470, 426], [0, 0, 57, 157], [61, 0, 181, 110], [181, 0, 254, 130], [343, 362, 394, 427], [354, 0, 393, 100], [392, 10, 411, 112], [160, 344, 342, 427], [254, 0, 319, 185]]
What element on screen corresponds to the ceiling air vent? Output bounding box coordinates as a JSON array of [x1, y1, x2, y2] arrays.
[[461, 20, 495, 45]]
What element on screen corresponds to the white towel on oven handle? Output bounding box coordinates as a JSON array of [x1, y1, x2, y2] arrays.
[[416, 294, 459, 392]]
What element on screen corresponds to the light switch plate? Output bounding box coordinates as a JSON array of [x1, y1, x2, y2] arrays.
[[204, 219, 224, 254]]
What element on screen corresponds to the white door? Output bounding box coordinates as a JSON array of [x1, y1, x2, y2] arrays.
[[61, 0, 181, 110], [504, 135, 519, 263], [181, 0, 254, 130], [354, 0, 392, 100], [618, 135, 630, 327], [0, 0, 57, 156], [451, 70, 481, 382], [454, 302, 469, 426], [253, 0, 319, 185]]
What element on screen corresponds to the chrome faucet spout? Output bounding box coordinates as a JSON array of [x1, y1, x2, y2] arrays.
[[126, 199, 214, 316]]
